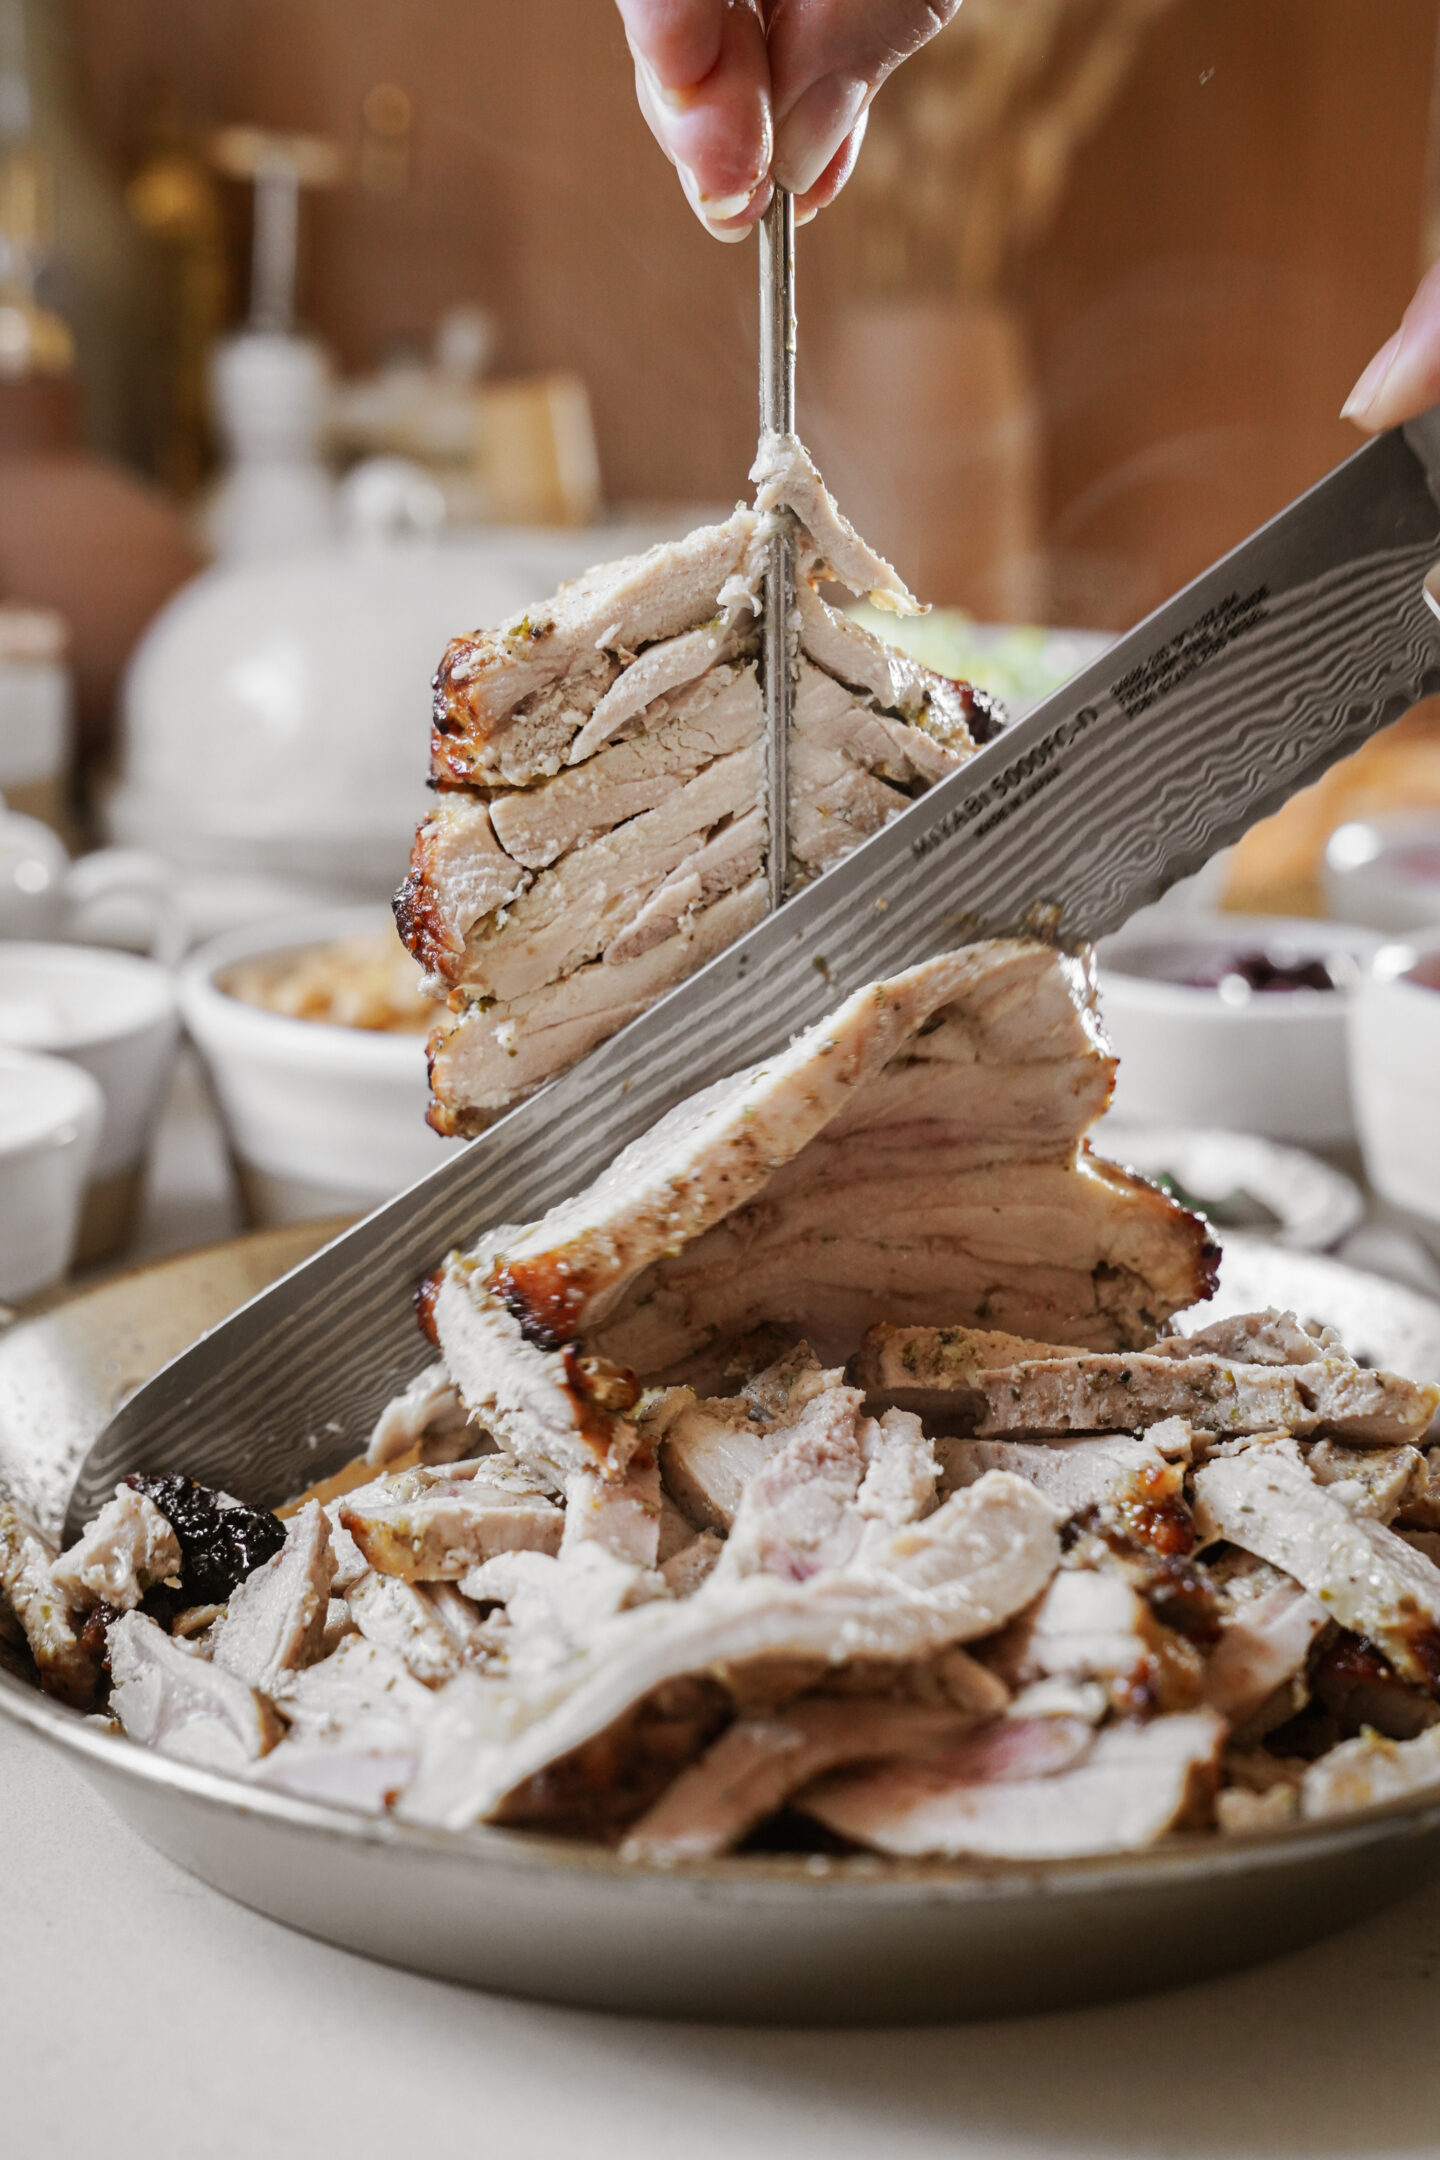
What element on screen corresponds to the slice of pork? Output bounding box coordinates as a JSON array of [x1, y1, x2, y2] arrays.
[[857, 1326, 1438, 1445], [983, 1562, 1203, 1715], [799, 1709, 1226, 1859], [621, 1696, 988, 1863], [1305, 1440, 1425, 1522], [345, 1571, 469, 1686], [0, 1500, 98, 1708], [1301, 1724, 1440, 1819], [1193, 1444, 1440, 1689], [938, 1433, 1185, 1537], [51, 1484, 181, 1613], [1200, 1558, 1328, 1728], [365, 1363, 472, 1468], [109, 1610, 282, 1771], [398, 1470, 1061, 1829], [210, 1502, 336, 1695], [426, 878, 765, 1134], [434, 942, 1215, 1482], [340, 1463, 563, 1579], [807, 1710, 1226, 1866]]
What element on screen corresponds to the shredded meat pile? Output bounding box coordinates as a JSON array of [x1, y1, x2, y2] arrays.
[[10, 938, 1440, 1862]]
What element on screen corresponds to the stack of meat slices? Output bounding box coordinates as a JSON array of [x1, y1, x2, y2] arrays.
[[395, 436, 1004, 1137]]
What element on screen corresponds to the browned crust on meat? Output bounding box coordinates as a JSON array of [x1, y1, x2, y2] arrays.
[[394, 835, 461, 980]]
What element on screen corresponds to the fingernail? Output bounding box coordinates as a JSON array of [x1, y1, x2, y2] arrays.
[[1342, 328, 1402, 421], [631, 45, 690, 115], [700, 184, 760, 221], [774, 74, 867, 197]]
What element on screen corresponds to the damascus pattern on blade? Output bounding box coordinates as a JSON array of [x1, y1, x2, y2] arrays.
[[68, 423, 1440, 1534]]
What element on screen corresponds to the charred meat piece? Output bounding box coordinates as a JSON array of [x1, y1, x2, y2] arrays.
[[124, 1475, 286, 1616]]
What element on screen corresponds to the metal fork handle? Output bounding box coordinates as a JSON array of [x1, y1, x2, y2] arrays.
[[759, 186, 796, 911]]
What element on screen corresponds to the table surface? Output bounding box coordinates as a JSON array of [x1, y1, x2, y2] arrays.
[[9, 1062, 1440, 2155]]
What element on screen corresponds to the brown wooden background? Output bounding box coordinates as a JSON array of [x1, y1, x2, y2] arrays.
[[71, 0, 1440, 629]]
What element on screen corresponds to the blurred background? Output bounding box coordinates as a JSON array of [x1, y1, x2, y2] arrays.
[[5, 0, 1440, 1298]]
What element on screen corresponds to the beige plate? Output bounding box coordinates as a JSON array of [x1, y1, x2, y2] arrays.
[[3, 1228, 1440, 2025]]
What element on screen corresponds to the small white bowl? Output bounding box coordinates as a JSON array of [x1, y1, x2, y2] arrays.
[[180, 906, 464, 1226], [1350, 930, 1440, 1235], [1325, 813, 1440, 936], [1097, 915, 1381, 1145], [0, 1047, 104, 1302], [0, 943, 180, 1262]]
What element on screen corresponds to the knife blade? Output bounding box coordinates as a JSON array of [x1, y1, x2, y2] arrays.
[[64, 412, 1440, 1534]]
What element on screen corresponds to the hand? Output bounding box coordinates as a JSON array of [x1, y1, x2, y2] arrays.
[[616, 1, 960, 241], [1343, 255, 1440, 431]]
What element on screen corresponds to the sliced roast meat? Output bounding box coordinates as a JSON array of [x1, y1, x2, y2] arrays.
[[1193, 1443, 1440, 1689], [621, 1696, 986, 1863], [1301, 1723, 1440, 1819], [405, 443, 999, 1134], [365, 1363, 472, 1469], [340, 1462, 563, 1579], [560, 1455, 663, 1569], [51, 1484, 181, 1613], [1200, 1558, 1328, 1727], [275, 1631, 433, 1738], [798, 1708, 1226, 1859], [433, 942, 1215, 1482], [108, 1610, 282, 1771], [210, 1502, 335, 1695], [0, 1500, 98, 1708], [857, 1327, 1438, 1444], [345, 1572, 469, 1686], [1305, 1440, 1425, 1522], [938, 1433, 1186, 1543], [399, 1471, 1061, 1829], [983, 1561, 1203, 1715], [427, 878, 765, 1134]]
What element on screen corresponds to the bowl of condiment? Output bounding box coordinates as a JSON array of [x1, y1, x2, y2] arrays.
[[1350, 931, 1440, 1237], [179, 906, 464, 1225], [1096, 914, 1381, 1144], [1324, 813, 1440, 935]]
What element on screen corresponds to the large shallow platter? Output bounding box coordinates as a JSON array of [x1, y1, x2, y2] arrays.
[[4, 1227, 1440, 2024]]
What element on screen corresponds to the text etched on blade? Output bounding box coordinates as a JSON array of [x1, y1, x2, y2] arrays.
[[912, 704, 1104, 858], [1111, 585, 1270, 719]]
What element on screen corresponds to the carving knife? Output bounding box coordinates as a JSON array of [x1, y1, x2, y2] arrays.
[[63, 412, 1440, 1533]]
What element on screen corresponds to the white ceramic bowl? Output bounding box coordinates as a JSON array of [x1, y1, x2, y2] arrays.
[[179, 906, 465, 1225], [1350, 930, 1440, 1236], [1097, 914, 1382, 1145], [1325, 812, 1440, 935], [0, 943, 180, 1262], [0, 1047, 103, 1301]]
